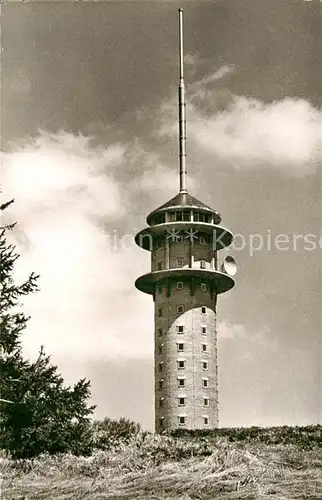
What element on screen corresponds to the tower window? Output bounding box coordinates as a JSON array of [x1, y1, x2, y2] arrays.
[[155, 214, 165, 225], [201, 283, 207, 292], [176, 258, 184, 267], [202, 378, 209, 388], [158, 362, 163, 372], [200, 236, 206, 245], [177, 343, 184, 352], [158, 308, 162, 317], [158, 344, 163, 355], [159, 417, 164, 427], [176, 235, 184, 243], [200, 260, 206, 269], [204, 416, 209, 426], [177, 281, 184, 290], [201, 306, 206, 314], [177, 305, 185, 314], [157, 262, 162, 270], [177, 359, 186, 370], [178, 416, 186, 426], [202, 343, 208, 352], [202, 361, 208, 371], [178, 397, 186, 406], [173, 211, 189, 222], [203, 397, 209, 407], [159, 379, 164, 390], [177, 377, 186, 387], [158, 328, 163, 337], [159, 397, 164, 408], [177, 325, 184, 334], [202, 326, 207, 335], [193, 212, 209, 223]]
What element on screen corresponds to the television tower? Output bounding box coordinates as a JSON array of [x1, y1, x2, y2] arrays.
[[135, 9, 236, 432]]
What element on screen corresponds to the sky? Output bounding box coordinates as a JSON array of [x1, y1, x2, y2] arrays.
[[2, 0, 321, 429]]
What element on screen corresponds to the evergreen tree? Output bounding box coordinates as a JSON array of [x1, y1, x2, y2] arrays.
[[0, 199, 95, 458]]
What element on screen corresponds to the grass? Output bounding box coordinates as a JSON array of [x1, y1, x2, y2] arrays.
[[1, 428, 322, 499]]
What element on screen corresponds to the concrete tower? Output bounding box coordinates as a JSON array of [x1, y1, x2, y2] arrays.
[[135, 9, 236, 432]]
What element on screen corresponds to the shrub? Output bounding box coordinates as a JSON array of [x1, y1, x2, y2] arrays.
[[92, 417, 142, 450]]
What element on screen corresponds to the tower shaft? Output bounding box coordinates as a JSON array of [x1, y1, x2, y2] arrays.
[[153, 237, 219, 431]]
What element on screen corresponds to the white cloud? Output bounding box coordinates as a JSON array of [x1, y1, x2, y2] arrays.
[[160, 89, 322, 176], [123, 138, 181, 195], [188, 65, 235, 91], [3, 131, 125, 225], [189, 97, 322, 172], [218, 320, 279, 356], [218, 320, 248, 340], [1, 131, 158, 363]]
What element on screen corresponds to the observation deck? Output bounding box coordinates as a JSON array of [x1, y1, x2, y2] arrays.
[[135, 192, 235, 296], [135, 267, 235, 295]]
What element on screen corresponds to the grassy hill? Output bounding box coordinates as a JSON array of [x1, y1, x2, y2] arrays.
[[1, 426, 321, 499]]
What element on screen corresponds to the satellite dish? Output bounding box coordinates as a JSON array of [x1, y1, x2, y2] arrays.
[[221, 256, 237, 276]]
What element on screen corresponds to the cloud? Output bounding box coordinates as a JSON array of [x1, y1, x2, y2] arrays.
[[160, 83, 322, 176], [188, 65, 235, 91], [184, 54, 199, 67], [218, 320, 248, 340], [183, 53, 199, 77], [3, 130, 125, 221], [2, 130, 170, 363], [218, 320, 279, 354], [189, 97, 322, 173]]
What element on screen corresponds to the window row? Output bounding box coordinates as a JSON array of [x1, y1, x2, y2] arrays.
[[179, 376, 209, 388], [159, 396, 210, 408], [157, 343, 208, 360], [158, 359, 209, 370], [176, 342, 208, 353], [176, 281, 207, 291], [157, 324, 208, 336], [175, 259, 208, 268], [158, 377, 209, 389], [156, 259, 209, 269], [154, 235, 208, 248], [167, 211, 211, 223], [158, 306, 207, 317], [177, 360, 209, 370], [159, 416, 209, 427], [158, 305, 184, 316], [178, 415, 209, 426], [172, 235, 207, 244], [152, 211, 212, 225], [177, 325, 208, 334]]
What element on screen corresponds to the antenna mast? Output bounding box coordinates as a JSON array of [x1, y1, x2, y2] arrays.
[[178, 8, 187, 193]]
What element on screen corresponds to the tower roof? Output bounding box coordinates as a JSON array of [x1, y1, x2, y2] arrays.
[[147, 191, 222, 225]]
